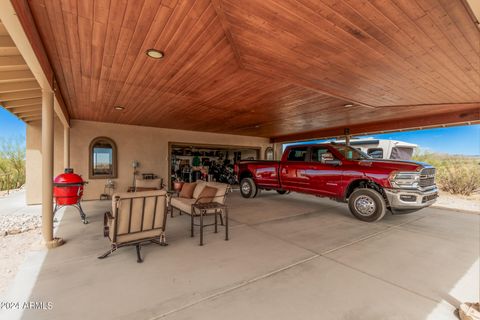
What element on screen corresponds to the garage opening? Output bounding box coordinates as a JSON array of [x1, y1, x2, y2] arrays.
[[169, 143, 260, 188]]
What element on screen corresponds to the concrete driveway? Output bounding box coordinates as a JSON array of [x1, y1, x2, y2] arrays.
[[0, 190, 40, 216], [2, 191, 478, 320]]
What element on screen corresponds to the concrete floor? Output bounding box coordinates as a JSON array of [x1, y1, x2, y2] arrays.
[[1, 190, 478, 320]]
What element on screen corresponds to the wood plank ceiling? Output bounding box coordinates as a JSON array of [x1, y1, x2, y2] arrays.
[[26, 0, 480, 139], [0, 20, 42, 123]]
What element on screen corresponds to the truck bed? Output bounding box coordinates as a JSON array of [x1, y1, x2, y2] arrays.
[[236, 160, 281, 188]]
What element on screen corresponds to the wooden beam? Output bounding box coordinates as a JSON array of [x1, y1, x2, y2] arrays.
[[0, 55, 26, 68], [16, 110, 41, 117], [463, 0, 480, 29], [0, 70, 35, 83], [0, 22, 7, 36], [9, 0, 54, 86], [19, 114, 41, 121], [2, 97, 41, 107], [0, 80, 39, 93], [25, 119, 41, 123], [4, 105, 41, 113], [4, 0, 70, 126], [271, 104, 480, 143], [0, 35, 15, 48], [53, 85, 70, 127], [0, 89, 42, 101]]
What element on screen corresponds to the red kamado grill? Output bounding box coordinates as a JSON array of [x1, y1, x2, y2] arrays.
[[53, 168, 88, 224]]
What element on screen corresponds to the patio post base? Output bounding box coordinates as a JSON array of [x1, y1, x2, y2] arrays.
[[44, 237, 65, 249]]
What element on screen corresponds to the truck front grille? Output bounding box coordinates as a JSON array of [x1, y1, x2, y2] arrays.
[[419, 168, 436, 188]]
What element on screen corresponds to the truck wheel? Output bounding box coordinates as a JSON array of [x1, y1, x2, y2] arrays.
[[348, 188, 386, 222], [240, 178, 258, 198], [276, 190, 287, 195]]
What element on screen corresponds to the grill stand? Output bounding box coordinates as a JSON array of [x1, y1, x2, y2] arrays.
[[53, 202, 88, 224]]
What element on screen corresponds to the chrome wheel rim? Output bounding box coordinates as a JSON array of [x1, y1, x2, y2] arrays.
[[354, 195, 376, 216], [241, 181, 251, 194]]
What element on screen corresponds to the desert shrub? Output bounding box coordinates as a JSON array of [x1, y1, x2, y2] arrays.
[[413, 150, 480, 196], [0, 137, 26, 191]]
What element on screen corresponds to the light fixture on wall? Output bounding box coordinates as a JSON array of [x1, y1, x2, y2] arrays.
[[343, 104, 354, 108], [132, 161, 139, 188], [145, 49, 164, 59], [114, 106, 125, 111]]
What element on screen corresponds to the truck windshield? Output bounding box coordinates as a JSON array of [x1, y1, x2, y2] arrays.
[[331, 145, 371, 161]]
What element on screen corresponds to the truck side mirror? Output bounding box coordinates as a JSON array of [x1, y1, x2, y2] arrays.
[[324, 159, 342, 166]]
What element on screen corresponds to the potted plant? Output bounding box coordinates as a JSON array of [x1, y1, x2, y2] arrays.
[[173, 178, 184, 192]]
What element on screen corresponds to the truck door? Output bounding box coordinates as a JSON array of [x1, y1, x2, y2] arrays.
[[305, 146, 343, 196], [280, 146, 311, 191]]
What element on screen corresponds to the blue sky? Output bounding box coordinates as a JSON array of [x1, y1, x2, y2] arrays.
[[0, 107, 26, 139], [285, 125, 480, 156], [357, 125, 480, 156], [0, 106, 478, 155]]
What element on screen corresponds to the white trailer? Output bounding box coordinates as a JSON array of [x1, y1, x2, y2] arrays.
[[331, 138, 418, 160]]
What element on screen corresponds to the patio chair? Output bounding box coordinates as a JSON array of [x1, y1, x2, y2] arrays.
[[98, 189, 168, 263], [170, 181, 230, 217]]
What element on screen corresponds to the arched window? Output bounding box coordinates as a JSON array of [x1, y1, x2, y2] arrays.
[[89, 137, 117, 179]]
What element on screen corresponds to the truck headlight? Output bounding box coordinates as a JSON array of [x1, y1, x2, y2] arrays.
[[389, 172, 420, 189]]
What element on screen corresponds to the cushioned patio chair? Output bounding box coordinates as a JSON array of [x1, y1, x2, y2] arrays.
[[170, 181, 230, 217], [98, 189, 168, 263], [170, 181, 230, 245]]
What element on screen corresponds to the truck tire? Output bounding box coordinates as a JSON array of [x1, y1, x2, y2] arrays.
[[240, 178, 258, 198], [276, 190, 287, 195], [348, 188, 386, 222]]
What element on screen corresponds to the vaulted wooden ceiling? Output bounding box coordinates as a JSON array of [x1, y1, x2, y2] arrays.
[[25, 0, 480, 140]]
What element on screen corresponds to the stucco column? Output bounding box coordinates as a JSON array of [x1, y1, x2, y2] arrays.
[[63, 126, 70, 169], [41, 89, 64, 248]]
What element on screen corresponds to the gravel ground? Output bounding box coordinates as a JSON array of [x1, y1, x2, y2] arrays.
[[0, 215, 42, 236], [0, 189, 45, 297], [0, 229, 43, 297], [433, 191, 480, 213]]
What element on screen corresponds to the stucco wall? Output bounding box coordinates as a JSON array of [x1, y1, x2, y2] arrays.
[[26, 119, 271, 203], [26, 117, 65, 204], [27, 120, 268, 201]]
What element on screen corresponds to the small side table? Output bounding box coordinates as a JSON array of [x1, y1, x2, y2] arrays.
[[191, 202, 229, 246], [100, 181, 116, 200]]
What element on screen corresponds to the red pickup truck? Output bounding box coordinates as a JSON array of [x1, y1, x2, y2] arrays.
[[235, 143, 438, 222]]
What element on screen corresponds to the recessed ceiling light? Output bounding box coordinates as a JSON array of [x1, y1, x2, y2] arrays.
[[343, 104, 354, 108], [145, 49, 164, 59], [113, 106, 125, 111]]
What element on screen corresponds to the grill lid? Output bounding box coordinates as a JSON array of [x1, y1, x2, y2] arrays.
[[54, 168, 85, 185]]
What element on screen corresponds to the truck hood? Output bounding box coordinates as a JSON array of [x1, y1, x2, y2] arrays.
[[357, 159, 431, 172]]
